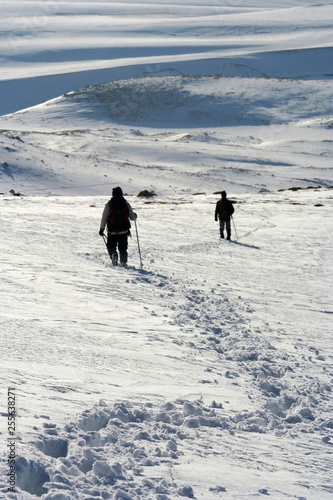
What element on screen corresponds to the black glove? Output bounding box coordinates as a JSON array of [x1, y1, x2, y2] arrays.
[[99, 229, 104, 236], [215, 217, 217, 222]]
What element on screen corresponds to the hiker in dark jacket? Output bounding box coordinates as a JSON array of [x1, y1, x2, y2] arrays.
[[99, 187, 137, 266], [215, 191, 234, 240]]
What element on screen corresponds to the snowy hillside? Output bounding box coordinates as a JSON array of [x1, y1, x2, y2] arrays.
[[0, 1, 333, 499]]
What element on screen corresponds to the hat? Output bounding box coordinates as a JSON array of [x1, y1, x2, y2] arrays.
[[221, 190, 227, 198], [112, 186, 123, 197]]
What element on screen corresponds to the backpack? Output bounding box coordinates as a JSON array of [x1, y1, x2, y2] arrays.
[[108, 197, 130, 232]]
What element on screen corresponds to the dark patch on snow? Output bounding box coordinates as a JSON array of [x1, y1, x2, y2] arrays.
[[137, 189, 156, 197], [36, 437, 68, 458], [16, 457, 50, 497]]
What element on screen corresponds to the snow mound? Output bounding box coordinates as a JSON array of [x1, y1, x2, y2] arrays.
[[64, 73, 333, 127]]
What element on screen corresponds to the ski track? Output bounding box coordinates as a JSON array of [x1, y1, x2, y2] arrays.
[[0, 193, 332, 499]]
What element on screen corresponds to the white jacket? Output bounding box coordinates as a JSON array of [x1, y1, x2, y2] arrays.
[[100, 198, 136, 232]]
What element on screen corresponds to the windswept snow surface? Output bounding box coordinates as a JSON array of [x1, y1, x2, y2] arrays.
[[0, 1, 333, 499]]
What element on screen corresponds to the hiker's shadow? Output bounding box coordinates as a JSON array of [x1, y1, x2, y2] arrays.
[[232, 241, 260, 250]]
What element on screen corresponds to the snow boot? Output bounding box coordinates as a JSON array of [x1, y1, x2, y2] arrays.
[[111, 252, 118, 266], [119, 251, 128, 266], [227, 229, 231, 240], [220, 231, 224, 239]]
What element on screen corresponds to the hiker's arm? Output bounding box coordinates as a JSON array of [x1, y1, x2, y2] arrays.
[[127, 202, 137, 221], [100, 204, 110, 231]]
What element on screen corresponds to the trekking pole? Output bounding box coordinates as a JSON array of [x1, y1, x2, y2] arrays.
[[134, 219, 143, 268], [231, 215, 238, 241]]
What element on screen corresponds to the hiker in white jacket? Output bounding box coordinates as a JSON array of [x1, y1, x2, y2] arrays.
[[99, 187, 137, 266]]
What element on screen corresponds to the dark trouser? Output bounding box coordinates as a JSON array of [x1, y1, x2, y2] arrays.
[[107, 232, 128, 264], [219, 218, 231, 239]]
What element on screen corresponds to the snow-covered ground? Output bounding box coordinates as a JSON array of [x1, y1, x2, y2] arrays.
[[0, 1, 332, 499]]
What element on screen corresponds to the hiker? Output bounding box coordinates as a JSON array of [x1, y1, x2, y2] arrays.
[[214, 191, 234, 240], [99, 187, 137, 266]]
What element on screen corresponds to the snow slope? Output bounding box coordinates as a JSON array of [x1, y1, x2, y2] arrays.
[[0, 1, 333, 499], [1, 0, 333, 115], [0, 72, 332, 197], [1, 190, 332, 499]]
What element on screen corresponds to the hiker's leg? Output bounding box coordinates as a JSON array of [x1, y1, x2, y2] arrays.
[[107, 233, 118, 263], [226, 218, 231, 240], [118, 233, 128, 264], [219, 219, 225, 238]]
